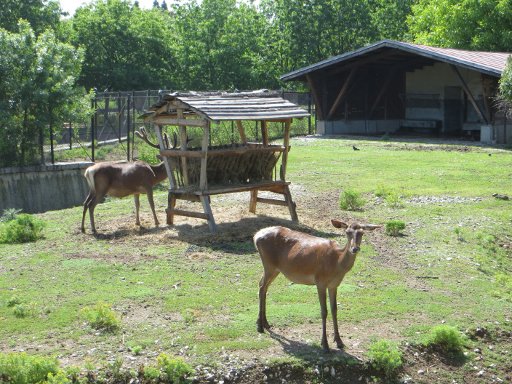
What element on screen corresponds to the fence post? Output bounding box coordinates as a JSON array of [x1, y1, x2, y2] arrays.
[[69, 122, 72, 150], [127, 94, 131, 161], [50, 122, 55, 164], [91, 97, 96, 162], [308, 92, 312, 135]]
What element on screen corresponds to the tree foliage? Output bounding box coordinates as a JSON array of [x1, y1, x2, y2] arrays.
[[499, 57, 512, 113], [0, 22, 89, 167], [0, 0, 61, 35], [407, 0, 512, 51]]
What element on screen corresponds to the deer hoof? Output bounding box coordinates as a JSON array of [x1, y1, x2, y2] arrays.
[[335, 339, 345, 349]]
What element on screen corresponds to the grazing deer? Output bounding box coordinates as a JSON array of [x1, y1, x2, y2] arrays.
[[254, 219, 380, 352], [81, 128, 173, 233]]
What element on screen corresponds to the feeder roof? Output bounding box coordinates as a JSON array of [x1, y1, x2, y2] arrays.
[[143, 90, 310, 122]]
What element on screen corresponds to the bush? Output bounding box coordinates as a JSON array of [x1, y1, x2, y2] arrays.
[[157, 353, 193, 384], [366, 339, 403, 377], [339, 189, 365, 211], [81, 302, 121, 332], [385, 192, 404, 208], [0, 352, 59, 384], [7, 295, 22, 307], [0, 214, 45, 244], [422, 325, 467, 355], [385, 220, 406, 236]]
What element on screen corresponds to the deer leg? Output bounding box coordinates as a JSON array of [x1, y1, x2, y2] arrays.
[[317, 285, 330, 352], [88, 195, 101, 234], [329, 287, 344, 349], [134, 194, 141, 226], [257, 269, 279, 333], [81, 192, 94, 233], [146, 189, 159, 227]]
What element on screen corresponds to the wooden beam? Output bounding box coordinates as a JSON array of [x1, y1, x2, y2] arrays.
[[200, 122, 209, 190], [177, 109, 190, 186], [236, 120, 247, 144], [280, 120, 291, 181], [327, 67, 357, 120], [154, 124, 176, 189], [261, 120, 269, 146], [369, 68, 397, 117], [450, 65, 488, 124], [150, 117, 207, 127], [306, 74, 324, 120]]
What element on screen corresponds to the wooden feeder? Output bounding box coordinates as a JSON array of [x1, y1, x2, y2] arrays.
[[142, 91, 309, 232]]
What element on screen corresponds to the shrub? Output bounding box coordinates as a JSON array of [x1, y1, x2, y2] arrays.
[[81, 302, 121, 332], [0, 352, 59, 384], [7, 295, 22, 307], [385, 220, 406, 236], [339, 189, 365, 211], [366, 339, 403, 377], [0, 214, 45, 244], [44, 371, 72, 384], [0, 208, 22, 222], [385, 192, 404, 208], [13, 303, 35, 318], [157, 353, 193, 384], [422, 325, 467, 355]]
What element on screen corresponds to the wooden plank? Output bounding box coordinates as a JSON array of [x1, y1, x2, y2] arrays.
[[154, 124, 176, 189], [249, 190, 258, 213], [172, 209, 210, 220], [177, 108, 190, 186], [306, 74, 324, 120], [160, 149, 204, 158], [236, 120, 247, 144], [261, 120, 269, 146], [327, 67, 357, 120], [281, 120, 291, 181], [256, 197, 288, 207], [283, 184, 298, 222], [370, 68, 397, 117], [200, 122, 209, 190], [450, 65, 488, 124], [179, 181, 290, 196], [200, 195, 217, 233], [151, 117, 207, 127]]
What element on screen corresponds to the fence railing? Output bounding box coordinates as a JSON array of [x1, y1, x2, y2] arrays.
[[45, 90, 315, 163]]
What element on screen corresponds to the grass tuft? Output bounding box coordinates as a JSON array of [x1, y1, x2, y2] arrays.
[[366, 339, 403, 377], [80, 302, 121, 333]]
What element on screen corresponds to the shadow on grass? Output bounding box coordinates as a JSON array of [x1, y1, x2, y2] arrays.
[[171, 215, 340, 255]]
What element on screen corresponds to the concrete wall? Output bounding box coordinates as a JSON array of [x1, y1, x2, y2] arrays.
[[317, 119, 402, 135], [0, 162, 93, 214]]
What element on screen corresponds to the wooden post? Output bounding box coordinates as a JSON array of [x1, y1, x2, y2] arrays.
[[155, 124, 176, 190], [451, 65, 488, 124], [284, 185, 298, 222], [236, 120, 247, 144], [177, 108, 189, 185], [280, 119, 291, 181], [327, 67, 357, 120], [200, 121, 209, 190], [249, 190, 258, 213], [261, 120, 269, 146]]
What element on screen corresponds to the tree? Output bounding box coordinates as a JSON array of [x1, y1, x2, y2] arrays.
[[0, 21, 90, 167], [407, 0, 512, 51], [71, 0, 177, 90], [0, 0, 61, 35], [499, 57, 512, 115]]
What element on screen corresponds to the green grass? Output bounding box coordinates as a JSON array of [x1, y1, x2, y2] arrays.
[[1, 137, 512, 381]]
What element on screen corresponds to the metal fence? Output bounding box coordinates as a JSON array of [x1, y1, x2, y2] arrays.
[[46, 90, 315, 163]]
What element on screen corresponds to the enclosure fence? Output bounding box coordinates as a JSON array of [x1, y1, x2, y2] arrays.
[[46, 90, 315, 164]]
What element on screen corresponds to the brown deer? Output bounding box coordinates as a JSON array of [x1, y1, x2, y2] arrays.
[[254, 219, 380, 352], [80, 128, 173, 233]]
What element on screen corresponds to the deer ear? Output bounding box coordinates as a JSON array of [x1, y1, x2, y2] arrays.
[[362, 224, 381, 231], [331, 219, 348, 229]]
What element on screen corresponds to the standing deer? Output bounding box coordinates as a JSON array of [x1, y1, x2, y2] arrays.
[[254, 219, 380, 352], [80, 128, 173, 233]]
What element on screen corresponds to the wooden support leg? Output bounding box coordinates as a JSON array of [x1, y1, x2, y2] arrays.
[[166, 192, 177, 225], [200, 195, 217, 233], [283, 185, 298, 222], [249, 190, 258, 214]]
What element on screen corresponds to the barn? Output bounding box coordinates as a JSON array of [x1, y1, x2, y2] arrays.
[[281, 40, 512, 143]]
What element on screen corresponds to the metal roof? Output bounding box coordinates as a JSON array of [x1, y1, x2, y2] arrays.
[[281, 40, 512, 81], [145, 91, 310, 122]]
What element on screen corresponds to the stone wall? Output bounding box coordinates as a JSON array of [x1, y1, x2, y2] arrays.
[[0, 162, 93, 214]]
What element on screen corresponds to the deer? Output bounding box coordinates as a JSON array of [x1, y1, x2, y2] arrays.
[[80, 127, 175, 233], [253, 219, 381, 352]]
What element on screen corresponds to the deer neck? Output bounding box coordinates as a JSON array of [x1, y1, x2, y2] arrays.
[[151, 162, 168, 184], [337, 242, 357, 273]]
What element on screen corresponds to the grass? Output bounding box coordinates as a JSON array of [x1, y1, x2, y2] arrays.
[[1, 136, 512, 381]]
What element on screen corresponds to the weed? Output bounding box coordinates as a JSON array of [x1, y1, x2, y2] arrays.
[[385, 192, 404, 208], [142, 366, 161, 380], [13, 303, 36, 318], [81, 302, 121, 332], [157, 353, 193, 383], [422, 325, 467, 356], [339, 189, 365, 211], [44, 371, 72, 384], [0, 214, 45, 243], [374, 184, 391, 198], [385, 220, 406, 236], [131, 345, 143, 355], [0, 352, 59, 383], [7, 295, 22, 307], [0, 208, 22, 222], [454, 227, 465, 242], [366, 339, 403, 377]]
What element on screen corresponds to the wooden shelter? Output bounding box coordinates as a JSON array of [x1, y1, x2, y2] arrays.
[[142, 91, 309, 232], [281, 40, 512, 143]]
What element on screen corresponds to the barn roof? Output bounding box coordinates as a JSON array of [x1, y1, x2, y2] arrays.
[[144, 91, 310, 122], [281, 40, 512, 81]]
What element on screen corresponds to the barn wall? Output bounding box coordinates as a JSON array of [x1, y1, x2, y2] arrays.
[[405, 62, 484, 129], [317, 119, 401, 135], [0, 162, 92, 214]]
